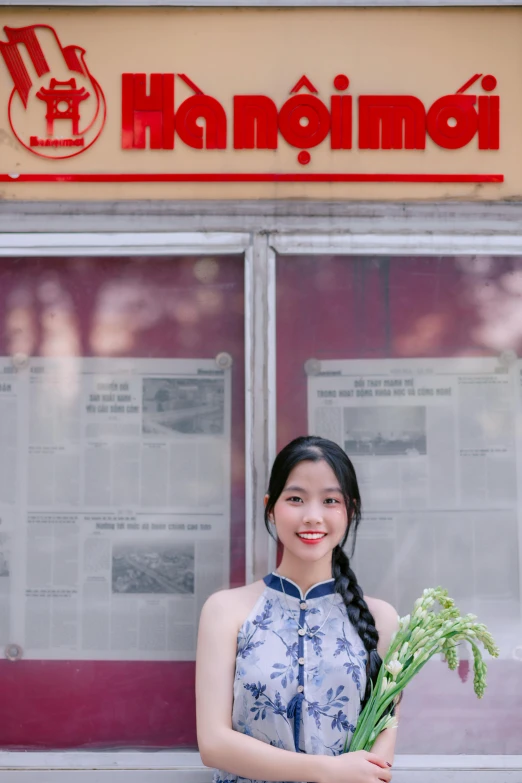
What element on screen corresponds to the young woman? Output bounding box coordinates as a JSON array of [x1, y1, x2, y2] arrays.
[[196, 436, 399, 783]]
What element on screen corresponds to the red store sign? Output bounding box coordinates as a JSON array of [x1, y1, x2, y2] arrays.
[[0, 23, 503, 184]]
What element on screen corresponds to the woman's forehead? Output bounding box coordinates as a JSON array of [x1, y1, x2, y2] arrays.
[[284, 459, 341, 489]]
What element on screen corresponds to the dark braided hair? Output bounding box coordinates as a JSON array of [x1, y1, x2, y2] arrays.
[[331, 547, 381, 707], [264, 435, 382, 708]]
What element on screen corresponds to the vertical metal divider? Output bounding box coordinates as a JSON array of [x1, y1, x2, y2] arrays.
[[266, 242, 277, 575], [245, 232, 276, 583], [244, 240, 255, 585]]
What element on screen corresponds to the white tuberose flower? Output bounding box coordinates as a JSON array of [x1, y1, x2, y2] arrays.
[[384, 659, 403, 679], [381, 676, 392, 694]]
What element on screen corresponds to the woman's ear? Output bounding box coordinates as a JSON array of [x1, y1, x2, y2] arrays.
[[264, 494, 275, 523]]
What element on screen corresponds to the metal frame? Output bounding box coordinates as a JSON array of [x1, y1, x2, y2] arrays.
[[269, 228, 522, 780], [0, 752, 521, 780], [0, 232, 250, 257], [245, 233, 278, 582], [272, 233, 522, 255], [0, 226, 276, 776], [1, 216, 522, 777], [3, 200, 522, 236], [266, 244, 278, 575]]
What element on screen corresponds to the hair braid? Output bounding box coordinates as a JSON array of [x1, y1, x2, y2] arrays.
[[332, 545, 381, 707]]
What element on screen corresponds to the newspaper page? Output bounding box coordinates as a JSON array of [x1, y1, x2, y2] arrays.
[[514, 360, 522, 662], [307, 357, 520, 653], [0, 360, 23, 655], [1, 357, 231, 661]]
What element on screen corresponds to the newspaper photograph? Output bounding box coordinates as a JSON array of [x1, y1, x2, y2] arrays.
[[2, 357, 231, 661], [343, 405, 427, 457], [142, 377, 225, 436], [112, 541, 195, 595]]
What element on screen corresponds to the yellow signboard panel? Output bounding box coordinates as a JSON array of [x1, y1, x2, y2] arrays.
[[0, 8, 519, 200]]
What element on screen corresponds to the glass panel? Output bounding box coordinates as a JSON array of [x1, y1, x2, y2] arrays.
[[0, 253, 245, 749], [276, 253, 522, 754]]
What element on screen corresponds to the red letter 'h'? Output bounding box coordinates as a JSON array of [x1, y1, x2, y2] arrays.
[[122, 73, 174, 149]]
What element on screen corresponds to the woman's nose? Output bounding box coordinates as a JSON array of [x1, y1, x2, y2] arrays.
[[303, 505, 324, 524]]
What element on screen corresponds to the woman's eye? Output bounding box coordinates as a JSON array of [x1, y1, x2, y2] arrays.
[[287, 496, 302, 503], [324, 498, 340, 504]]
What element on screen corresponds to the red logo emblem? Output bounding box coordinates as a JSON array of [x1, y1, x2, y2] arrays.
[[0, 24, 106, 159]]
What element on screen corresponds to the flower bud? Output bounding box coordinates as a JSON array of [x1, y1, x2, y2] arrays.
[[385, 659, 403, 679], [412, 628, 426, 644], [381, 676, 393, 695]]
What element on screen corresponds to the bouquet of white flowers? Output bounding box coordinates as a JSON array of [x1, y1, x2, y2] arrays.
[[344, 586, 500, 753]]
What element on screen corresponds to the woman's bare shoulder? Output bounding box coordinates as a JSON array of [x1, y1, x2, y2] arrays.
[[201, 579, 267, 631], [364, 595, 399, 631], [364, 595, 397, 617]]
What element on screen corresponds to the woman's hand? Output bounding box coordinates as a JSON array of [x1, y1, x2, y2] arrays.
[[317, 750, 392, 783]]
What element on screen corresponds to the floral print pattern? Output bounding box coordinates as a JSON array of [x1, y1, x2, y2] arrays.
[[212, 575, 367, 783]]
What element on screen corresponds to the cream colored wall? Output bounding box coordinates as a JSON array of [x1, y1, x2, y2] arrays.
[[0, 7, 520, 201]]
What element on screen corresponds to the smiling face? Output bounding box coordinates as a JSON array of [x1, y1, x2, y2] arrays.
[[268, 459, 349, 579]]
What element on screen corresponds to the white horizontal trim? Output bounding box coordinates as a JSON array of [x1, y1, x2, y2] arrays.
[[0, 752, 520, 770], [0, 232, 250, 256], [272, 233, 522, 255], [5, 230, 522, 257], [399, 756, 522, 770], [0, 752, 203, 770]]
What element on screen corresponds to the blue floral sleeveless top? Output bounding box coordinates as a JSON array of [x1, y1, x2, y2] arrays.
[[212, 573, 367, 783]]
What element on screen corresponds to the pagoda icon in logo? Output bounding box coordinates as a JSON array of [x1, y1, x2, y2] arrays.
[[0, 24, 106, 159]]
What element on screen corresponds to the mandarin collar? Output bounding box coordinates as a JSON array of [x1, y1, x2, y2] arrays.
[[264, 572, 336, 600]]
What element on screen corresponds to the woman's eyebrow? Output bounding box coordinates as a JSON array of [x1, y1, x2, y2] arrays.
[[283, 485, 342, 493]]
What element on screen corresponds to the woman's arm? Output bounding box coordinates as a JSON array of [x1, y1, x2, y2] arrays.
[[365, 597, 401, 766], [369, 704, 400, 765]]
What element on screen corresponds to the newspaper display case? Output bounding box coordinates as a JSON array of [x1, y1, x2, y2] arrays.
[[0, 224, 522, 783], [0, 249, 246, 750], [275, 249, 522, 756]]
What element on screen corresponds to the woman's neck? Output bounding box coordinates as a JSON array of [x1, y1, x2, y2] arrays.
[[275, 551, 333, 594]]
